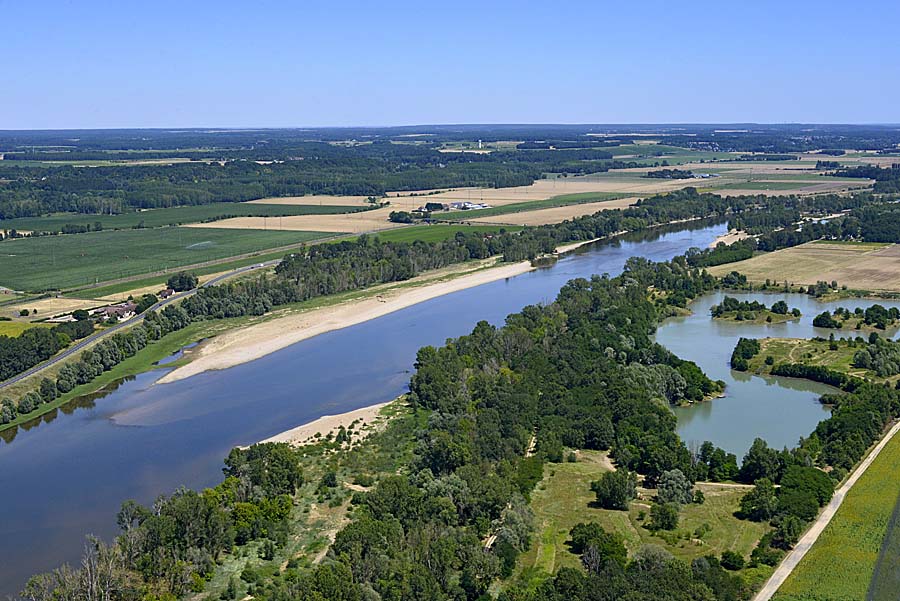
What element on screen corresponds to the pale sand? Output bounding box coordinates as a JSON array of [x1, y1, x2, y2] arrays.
[[468, 198, 639, 226], [158, 239, 598, 384], [259, 401, 392, 446], [709, 230, 751, 248]]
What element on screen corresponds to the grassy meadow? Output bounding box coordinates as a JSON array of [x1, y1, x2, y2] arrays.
[[515, 450, 768, 589]]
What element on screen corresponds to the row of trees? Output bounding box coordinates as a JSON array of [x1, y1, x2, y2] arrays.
[[0, 318, 93, 383], [0, 141, 647, 218]]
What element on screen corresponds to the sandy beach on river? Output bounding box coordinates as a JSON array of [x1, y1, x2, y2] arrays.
[[258, 401, 393, 446], [157, 239, 598, 384]]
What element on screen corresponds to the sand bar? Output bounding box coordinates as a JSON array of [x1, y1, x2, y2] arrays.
[[157, 239, 598, 384], [259, 401, 392, 446]]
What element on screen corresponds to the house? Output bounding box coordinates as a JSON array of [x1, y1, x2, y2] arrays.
[[158, 288, 175, 299], [93, 301, 137, 321]]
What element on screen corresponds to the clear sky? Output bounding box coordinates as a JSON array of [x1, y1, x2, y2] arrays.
[[2, 0, 898, 129]]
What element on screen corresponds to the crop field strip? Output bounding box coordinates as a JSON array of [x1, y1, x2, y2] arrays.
[[1, 202, 369, 232], [773, 426, 900, 600], [0, 227, 331, 291], [707, 241, 900, 292], [867, 491, 900, 600]]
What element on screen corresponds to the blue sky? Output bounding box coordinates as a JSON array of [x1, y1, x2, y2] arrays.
[[2, 0, 898, 128]]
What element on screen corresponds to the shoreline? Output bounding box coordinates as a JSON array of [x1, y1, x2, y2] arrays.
[[257, 400, 394, 447], [157, 238, 601, 384]]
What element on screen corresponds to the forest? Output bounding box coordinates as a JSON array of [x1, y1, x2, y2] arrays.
[[0, 141, 641, 219], [22, 239, 900, 600], [20, 253, 744, 601], [0, 188, 886, 405]]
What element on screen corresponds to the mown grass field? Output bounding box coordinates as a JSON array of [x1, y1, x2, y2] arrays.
[[0, 227, 330, 291], [2, 202, 366, 232], [773, 426, 900, 601], [0, 321, 52, 336], [516, 450, 768, 588], [441, 191, 626, 220]]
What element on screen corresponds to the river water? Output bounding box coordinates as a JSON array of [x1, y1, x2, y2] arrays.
[[2, 221, 897, 595]]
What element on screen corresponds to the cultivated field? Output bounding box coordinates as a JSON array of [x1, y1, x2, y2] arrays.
[[187, 211, 403, 233], [469, 198, 638, 226], [1, 202, 366, 232], [773, 427, 900, 600], [3, 296, 105, 321], [0, 321, 52, 336], [708, 242, 900, 291], [0, 228, 330, 291], [517, 450, 766, 583]]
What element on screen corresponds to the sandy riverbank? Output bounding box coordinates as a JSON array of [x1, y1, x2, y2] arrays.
[[709, 229, 750, 248], [259, 401, 392, 446], [157, 239, 599, 384]]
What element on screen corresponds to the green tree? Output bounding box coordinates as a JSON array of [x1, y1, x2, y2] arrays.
[[739, 478, 778, 521], [591, 470, 637, 510]]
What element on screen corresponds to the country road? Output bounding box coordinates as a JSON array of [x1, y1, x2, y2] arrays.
[[752, 419, 900, 601], [0, 259, 280, 391]]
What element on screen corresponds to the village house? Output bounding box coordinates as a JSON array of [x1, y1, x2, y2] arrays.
[[92, 301, 137, 321]]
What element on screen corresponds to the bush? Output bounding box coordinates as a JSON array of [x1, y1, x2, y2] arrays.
[[720, 550, 745, 570], [648, 502, 679, 531], [591, 470, 637, 510]]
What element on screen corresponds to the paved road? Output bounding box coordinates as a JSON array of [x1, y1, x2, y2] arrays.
[[753, 419, 900, 601], [0, 260, 280, 391]]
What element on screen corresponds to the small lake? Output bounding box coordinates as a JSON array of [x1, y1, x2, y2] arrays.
[[3, 221, 899, 595], [658, 291, 900, 456]]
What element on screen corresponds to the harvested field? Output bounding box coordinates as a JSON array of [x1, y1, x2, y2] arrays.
[[247, 195, 373, 207], [4, 296, 103, 320], [187, 209, 401, 233], [468, 198, 638, 226], [708, 241, 900, 292]]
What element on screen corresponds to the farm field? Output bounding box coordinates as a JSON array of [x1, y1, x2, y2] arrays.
[[2, 296, 106, 321], [707, 241, 900, 292], [773, 425, 900, 601], [516, 450, 767, 586], [469, 198, 638, 226], [0, 321, 52, 336], [1, 202, 367, 232], [363, 224, 522, 244], [0, 227, 330, 291], [441, 191, 630, 221]]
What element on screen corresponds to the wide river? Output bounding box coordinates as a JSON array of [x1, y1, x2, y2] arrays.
[[4, 221, 900, 594]]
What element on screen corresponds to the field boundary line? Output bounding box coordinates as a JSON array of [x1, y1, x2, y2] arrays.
[[753, 419, 900, 601]]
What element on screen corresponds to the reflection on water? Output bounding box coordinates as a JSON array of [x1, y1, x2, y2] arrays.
[[0, 222, 728, 595], [659, 290, 900, 458]]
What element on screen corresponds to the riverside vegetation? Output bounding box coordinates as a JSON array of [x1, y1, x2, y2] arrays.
[[11, 186, 900, 600], [25, 233, 900, 600]]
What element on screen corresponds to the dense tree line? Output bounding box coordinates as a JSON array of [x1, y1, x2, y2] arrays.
[[852, 334, 900, 377], [0, 318, 93, 384], [1, 306, 190, 423], [838, 164, 900, 194], [643, 168, 695, 179], [0, 139, 645, 218]]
